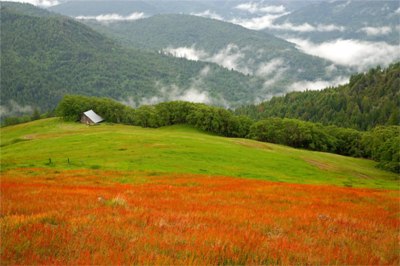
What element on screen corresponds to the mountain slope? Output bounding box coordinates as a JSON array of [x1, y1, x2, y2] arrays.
[[270, 0, 400, 44], [0, 2, 263, 116], [236, 63, 400, 130], [83, 14, 350, 95]]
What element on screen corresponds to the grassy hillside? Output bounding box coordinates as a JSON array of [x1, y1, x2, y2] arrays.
[[1, 118, 398, 189], [0, 2, 262, 114]]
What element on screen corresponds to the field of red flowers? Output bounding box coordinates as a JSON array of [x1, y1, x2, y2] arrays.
[[1, 168, 399, 265]]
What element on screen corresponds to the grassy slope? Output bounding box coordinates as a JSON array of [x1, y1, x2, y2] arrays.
[[1, 118, 398, 189]]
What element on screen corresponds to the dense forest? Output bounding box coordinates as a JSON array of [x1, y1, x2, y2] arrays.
[[0, 2, 262, 115], [236, 63, 400, 131], [55, 95, 399, 173]]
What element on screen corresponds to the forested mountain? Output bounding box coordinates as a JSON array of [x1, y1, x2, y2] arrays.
[[270, 0, 400, 44], [0, 2, 264, 116], [50, 0, 227, 17], [236, 63, 400, 131], [48, 0, 310, 20], [83, 14, 349, 95]]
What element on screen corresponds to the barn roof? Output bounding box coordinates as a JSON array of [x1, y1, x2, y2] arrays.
[[83, 110, 104, 124]]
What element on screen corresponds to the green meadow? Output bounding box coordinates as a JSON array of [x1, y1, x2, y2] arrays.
[[1, 118, 398, 189]]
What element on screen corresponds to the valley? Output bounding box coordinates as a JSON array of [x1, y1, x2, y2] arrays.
[[0, 1, 399, 265]]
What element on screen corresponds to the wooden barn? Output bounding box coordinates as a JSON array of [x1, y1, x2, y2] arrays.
[[80, 110, 104, 125]]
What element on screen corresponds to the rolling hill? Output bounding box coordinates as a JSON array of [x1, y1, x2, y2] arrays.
[[82, 13, 350, 95], [1, 118, 398, 189], [0, 2, 264, 116]]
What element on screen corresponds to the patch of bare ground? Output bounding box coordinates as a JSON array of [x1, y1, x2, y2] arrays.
[[303, 158, 337, 171], [232, 139, 273, 150]]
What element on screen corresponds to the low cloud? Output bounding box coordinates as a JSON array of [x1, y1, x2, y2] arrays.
[[287, 38, 400, 71], [288, 76, 348, 92], [2, 0, 59, 7], [0, 100, 33, 117], [135, 66, 213, 106], [138, 85, 211, 106], [207, 44, 251, 74], [164, 44, 251, 75], [230, 14, 283, 31], [163, 45, 208, 61], [190, 10, 223, 20], [360, 26, 392, 36], [256, 58, 285, 77], [230, 15, 344, 32], [75, 12, 145, 22], [235, 2, 286, 14], [129, 66, 231, 108]]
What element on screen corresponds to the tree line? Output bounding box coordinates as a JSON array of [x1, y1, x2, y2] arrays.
[[56, 95, 399, 173]]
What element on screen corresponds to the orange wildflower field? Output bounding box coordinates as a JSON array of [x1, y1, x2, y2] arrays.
[[1, 168, 399, 265]]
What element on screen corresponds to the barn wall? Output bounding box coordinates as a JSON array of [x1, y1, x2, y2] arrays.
[[80, 115, 93, 125]]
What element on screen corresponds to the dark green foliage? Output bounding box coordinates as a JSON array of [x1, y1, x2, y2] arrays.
[[237, 63, 400, 131], [249, 118, 336, 152], [361, 126, 400, 173], [326, 126, 363, 157]]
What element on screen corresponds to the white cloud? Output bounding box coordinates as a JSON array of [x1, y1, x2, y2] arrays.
[[262, 67, 287, 88], [190, 10, 223, 20], [288, 76, 348, 92], [360, 26, 392, 36], [287, 38, 400, 70], [75, 12, 145, 22], [396, 7, 400, 14], [136, 66, 213, 106], [230, 14, 283, 31], [163, 45, 208, 61], [315, 24, 345, 32], [1, 0, 59, 7], [235, 2, 286, 14], [177, 88, 210, 103], [0, 100, 33, 117], [256, 58, 285, 77], [230, 15, 344, 32], [138, 84, 211, 106], [164, 44, 251, 75], [207, 44, 251, 74]]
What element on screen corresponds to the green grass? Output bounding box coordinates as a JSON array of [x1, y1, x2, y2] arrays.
[[1, 118, 398, 189]]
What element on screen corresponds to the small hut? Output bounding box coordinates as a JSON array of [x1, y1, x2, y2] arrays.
[[80, 110, 104, 125]]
